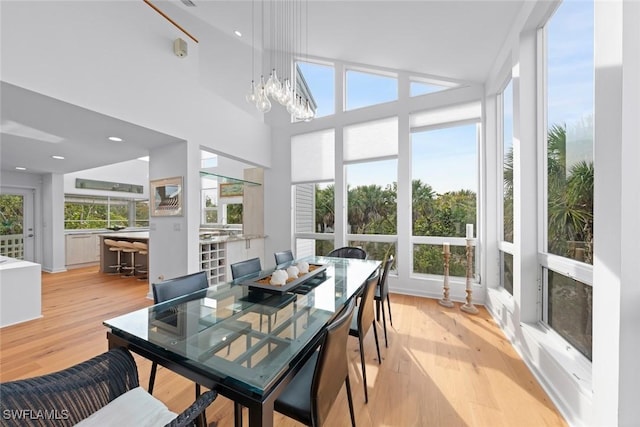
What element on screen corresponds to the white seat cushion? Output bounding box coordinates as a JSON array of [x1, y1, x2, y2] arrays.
[[74, 387, 177, 427]]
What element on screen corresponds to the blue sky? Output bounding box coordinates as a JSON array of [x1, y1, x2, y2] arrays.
[[298, 0, 593, 194]]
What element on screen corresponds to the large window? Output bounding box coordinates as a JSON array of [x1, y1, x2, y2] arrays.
[[411, 121, 478, 276], [64, 195, 146, 230], [292, 129, 335, 257], [297, 61, 335, 117], [345, 70, 397, 110], [502, 79, 514, 243], [542, 0, 594, 360]]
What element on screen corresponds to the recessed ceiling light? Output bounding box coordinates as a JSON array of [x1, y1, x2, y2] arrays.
[[52, 155, 65, 160], [108, 136, 123, 142], [234, 30, 242, 37], [15, 166, 26, 171]]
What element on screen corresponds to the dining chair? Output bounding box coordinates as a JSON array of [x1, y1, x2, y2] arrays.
[[273, 298, 357, 427], [375, 254, 394, 347], [349, 269, 381, 403], [230, 257, 291, 334], [274, 249, 294, 266], [326, 246, 367, 260], [149, 271, 209, 395], [230, 257, 262, 280]]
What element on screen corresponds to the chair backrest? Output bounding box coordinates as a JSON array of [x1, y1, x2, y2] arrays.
[[230, 257, 262, 280], [274, 250, 294, 266], [152, 271, 209, 304], [378, 254, 394, 299], [311, 298, 356, 426], [326, 246, 367, 260], [358, 269, 379, 336]]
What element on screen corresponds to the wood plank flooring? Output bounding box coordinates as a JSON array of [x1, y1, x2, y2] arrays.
[[0, 266, 567, 426]]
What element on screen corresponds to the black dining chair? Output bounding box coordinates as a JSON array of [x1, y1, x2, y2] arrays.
[[230, 257, 262, 280], [375, 255, 394, 348], [349, 269, 381, 403], [274, 249, 294, 266], [149, 271, 209, 395], [274, 298, 357, 427], [327, 246, 367, 260]]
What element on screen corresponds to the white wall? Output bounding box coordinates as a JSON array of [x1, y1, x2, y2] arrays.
[[0, 1, 271, 168], [64, 159, 150, 199]]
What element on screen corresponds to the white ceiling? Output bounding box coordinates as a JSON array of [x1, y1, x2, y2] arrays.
[[180, 0, 524, 83], [0, 0, 524, 176], [0, 82, 184, 175]]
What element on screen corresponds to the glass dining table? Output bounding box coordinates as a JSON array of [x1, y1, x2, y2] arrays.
[[104, 256, 381, 427]]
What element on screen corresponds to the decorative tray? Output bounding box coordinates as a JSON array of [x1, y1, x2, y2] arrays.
[[239, 263, 328, 294]]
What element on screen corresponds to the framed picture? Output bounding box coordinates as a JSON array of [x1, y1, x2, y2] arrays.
[[150, 176, 183, 216], [219, 182, 244, 198]]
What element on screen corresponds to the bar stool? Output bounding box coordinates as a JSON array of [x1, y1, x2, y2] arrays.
[[132, 241, 148, 281], [116, 241, 139, 277], [103, 239, 124, 274]]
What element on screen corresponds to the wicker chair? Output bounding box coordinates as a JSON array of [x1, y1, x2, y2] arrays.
[[0, 347, 216, 427]]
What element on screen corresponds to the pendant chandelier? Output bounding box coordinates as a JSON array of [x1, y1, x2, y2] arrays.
[[245, 0, 315, 121]]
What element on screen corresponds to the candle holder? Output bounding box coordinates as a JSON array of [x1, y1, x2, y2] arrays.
[[460, 238, 479, 315], [438, 250, 454, 308]]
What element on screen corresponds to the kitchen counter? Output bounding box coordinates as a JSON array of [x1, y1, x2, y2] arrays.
[[0, 256, 42, 327], [199, 234, 266, 244]]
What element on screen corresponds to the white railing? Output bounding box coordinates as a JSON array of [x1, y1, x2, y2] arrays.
[[0, 234, 24, 259]]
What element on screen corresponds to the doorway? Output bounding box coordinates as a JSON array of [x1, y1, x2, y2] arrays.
[[0, 187, 35, 262]]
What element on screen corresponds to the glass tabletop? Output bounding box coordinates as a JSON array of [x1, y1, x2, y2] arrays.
[[104, 256, 380, 395]]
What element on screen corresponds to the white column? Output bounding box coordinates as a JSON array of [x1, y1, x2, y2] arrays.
[[513, 29, 538, 323], [593, 1, 640, 425], [41, 173, 66, 273]]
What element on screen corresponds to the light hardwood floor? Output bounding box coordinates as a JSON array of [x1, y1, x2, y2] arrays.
[[0, 267, 567, 426]]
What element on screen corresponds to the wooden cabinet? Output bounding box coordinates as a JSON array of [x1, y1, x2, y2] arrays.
[[65, 234, 100, 267]]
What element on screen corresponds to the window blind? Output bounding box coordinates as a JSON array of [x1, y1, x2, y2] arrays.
[[291, 129, 335, 183], [343, 116, 398, 163]]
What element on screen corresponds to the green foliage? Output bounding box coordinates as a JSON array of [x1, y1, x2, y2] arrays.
[[227, 204, 243, 224], [0, 195, 23, 235]]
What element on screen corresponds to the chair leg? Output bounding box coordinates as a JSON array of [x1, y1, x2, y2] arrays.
[[376, 299, 381, 321], [381, 304, 388, 348], [358, 338, 368, 403], [387, 295, 393, 326], [234, 402, 243, 427], [372, 321, 382, 365], [345, 376, 357, 427], [148, 362, 158, 394]]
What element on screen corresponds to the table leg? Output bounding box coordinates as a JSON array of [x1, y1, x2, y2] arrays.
[[248, 400, 273, 427]]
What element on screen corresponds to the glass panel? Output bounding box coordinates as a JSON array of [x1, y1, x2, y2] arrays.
[[109, 199, 129, 228], [411, 124, 477, 237], [546, 268, 593, 360], [347, 241, 395, 265], [346, 70, 397, 110], [501, 251, 513, 295], [295, 183, 335, 234], [502, 79, 514, 243], [410, 81, 452, 97], [135, 200, 149, 227], [346, 159, 397, 235], [226, 204, 243, 224], [413, 244, 472, 277], [297, 239, 334, 257], [546, 0, 594, 264], [64, 196, 109, 229], [297, 61, 334, 117], [0, 194, 24, 259]]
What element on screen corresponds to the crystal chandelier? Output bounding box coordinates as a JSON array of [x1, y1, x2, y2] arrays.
[[245, 0, 316, 121]]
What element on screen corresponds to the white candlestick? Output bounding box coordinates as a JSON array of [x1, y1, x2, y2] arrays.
[[443, 242, 450, 254], [466, 224, 474, 239]]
